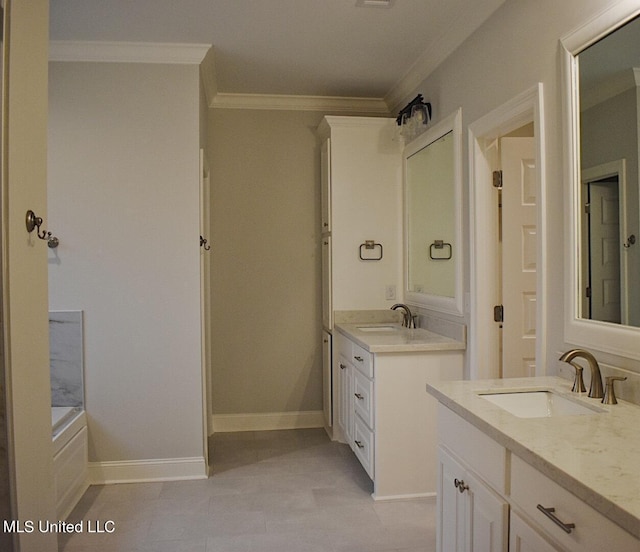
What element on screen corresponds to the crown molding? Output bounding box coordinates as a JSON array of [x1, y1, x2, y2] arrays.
[[49, 41, 212, 64], [210, 92, 390, 114]]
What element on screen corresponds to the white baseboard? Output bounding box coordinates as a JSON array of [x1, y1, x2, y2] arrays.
[[372, 491, 437, 502], [89, 456, 207, 485], [211, 410, 324, 433]]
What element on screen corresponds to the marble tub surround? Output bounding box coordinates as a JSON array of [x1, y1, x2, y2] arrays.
[[427, 376, 640, 539], [335, 323, 466, 354], [50, 310, 84, 408]]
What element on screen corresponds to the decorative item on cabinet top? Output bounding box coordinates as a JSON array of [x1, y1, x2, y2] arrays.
[[396, 94, 431, 142], [359, 240, 383, 261]]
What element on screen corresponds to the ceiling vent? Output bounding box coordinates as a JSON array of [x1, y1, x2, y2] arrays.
[[356, 0, 396, 8]]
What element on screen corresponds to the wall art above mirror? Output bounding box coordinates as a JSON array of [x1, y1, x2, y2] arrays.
[[563, 0, 640, 360], [403, 108, 463, 316]]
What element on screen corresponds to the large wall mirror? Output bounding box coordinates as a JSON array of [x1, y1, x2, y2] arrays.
[[563, 1, 640, 360], [403, 108, 463, 315]]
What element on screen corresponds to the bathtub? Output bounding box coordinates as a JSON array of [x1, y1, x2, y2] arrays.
[[52, 407, 88, 519]]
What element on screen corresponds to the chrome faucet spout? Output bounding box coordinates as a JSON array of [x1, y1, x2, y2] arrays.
[[391, 303, 414, 328], [559, 349, 604, 399]]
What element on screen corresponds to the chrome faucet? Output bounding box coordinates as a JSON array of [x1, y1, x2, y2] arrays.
[[391, 303, 414, 328], [559, 349, 604, 399]]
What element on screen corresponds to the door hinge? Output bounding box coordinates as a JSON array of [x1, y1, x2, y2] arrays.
[[586, 286, 591, 298], [492, 170, 503, 189], [494, 304, 504, 323], [584, 203, 591, 214]]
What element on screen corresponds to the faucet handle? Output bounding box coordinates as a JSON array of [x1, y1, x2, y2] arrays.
[[568, 362, 586, 393], [602, 376, 627, 405]]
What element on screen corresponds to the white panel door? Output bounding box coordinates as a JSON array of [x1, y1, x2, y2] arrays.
[[501, 138, 536, 377], [587, 180, 621, 323]]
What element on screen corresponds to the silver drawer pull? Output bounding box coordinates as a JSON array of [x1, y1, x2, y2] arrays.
[[536, 504, 575, 534], [354, 393, 364, 400], [354, 440, 364, 449], [454, 478, 469, 493], [339, 363, 346, 370], [354, 356, 364, 362]]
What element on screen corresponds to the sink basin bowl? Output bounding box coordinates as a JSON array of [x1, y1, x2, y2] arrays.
[[479, 391, 602, 418], [357, 325, 399, 332]]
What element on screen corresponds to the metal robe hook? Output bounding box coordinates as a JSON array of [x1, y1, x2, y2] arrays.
[[25, 210, 60, 248], [200, 235, 211, 251]]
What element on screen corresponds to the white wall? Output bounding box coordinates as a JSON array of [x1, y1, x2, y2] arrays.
[[48, 62, 205, 466], [395, 0, 640, 374]]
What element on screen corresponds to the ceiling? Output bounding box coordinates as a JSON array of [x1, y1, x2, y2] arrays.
[[50, 0, 506, 109]]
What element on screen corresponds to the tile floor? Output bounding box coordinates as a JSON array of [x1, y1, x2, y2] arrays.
[[59, 428, 436, 551]]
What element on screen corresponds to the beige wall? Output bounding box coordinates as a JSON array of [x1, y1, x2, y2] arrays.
[[48, 62, 205, 464], [4, 0, 57, 549], [208, 109, 327, 415]]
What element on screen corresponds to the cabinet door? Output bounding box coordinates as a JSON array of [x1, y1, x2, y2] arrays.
[[337, 355, 353, 444], [321, 236, 332, 329], [467, 470, 508, 552], [510, 511, 560, 552], [437, 447, 468, 552], [437, 446, 508, 552], [320, 137, 331, 233], [322, 331, 332, 428]]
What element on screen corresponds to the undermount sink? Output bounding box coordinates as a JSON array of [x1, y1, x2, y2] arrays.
[[479, 390, 603, 418], [356, 325, 400, 332]]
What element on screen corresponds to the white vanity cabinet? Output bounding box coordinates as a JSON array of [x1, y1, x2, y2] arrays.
[[318, 116, 402, 437], [436, 404, 640, 552], [335, 328, 464, 499]]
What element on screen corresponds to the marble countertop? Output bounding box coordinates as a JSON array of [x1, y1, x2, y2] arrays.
[[335, 323, 466, 353], [427, 376, 640, 539]]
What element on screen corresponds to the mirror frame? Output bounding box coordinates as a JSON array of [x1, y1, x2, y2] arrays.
[[403, 108, 463, 316], [562, 0, 640, 360]]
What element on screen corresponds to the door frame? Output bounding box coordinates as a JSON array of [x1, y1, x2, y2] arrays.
[[199, 149, 212, 474], [468, 84, 547, 379]]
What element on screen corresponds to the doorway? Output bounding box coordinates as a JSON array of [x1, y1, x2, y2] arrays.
[[469, 85, 546, 380], [581, 160, 628, 325]]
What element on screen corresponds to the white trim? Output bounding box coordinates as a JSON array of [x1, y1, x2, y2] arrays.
[[211, 410, 324, 433], [49, 40, 212, 64], [210, 92, 390, 113], [468, 84, 546, 380], [88, 456, 207, 485], [562, 2, 640, 361]]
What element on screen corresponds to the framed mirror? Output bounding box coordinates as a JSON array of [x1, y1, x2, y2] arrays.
[[562, 1, 640, 360], [403, 108, 463, 315]]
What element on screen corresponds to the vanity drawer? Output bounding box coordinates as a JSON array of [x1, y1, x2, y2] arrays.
[[510, 455, 638, 552], [351, 342, 373, 378], [353, 416, 374, 479], [336, 332, 352, 359], [353, 368, 374, 429]]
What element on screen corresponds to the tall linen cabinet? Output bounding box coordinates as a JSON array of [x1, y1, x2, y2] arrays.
[[317, 116, 402, 438]]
